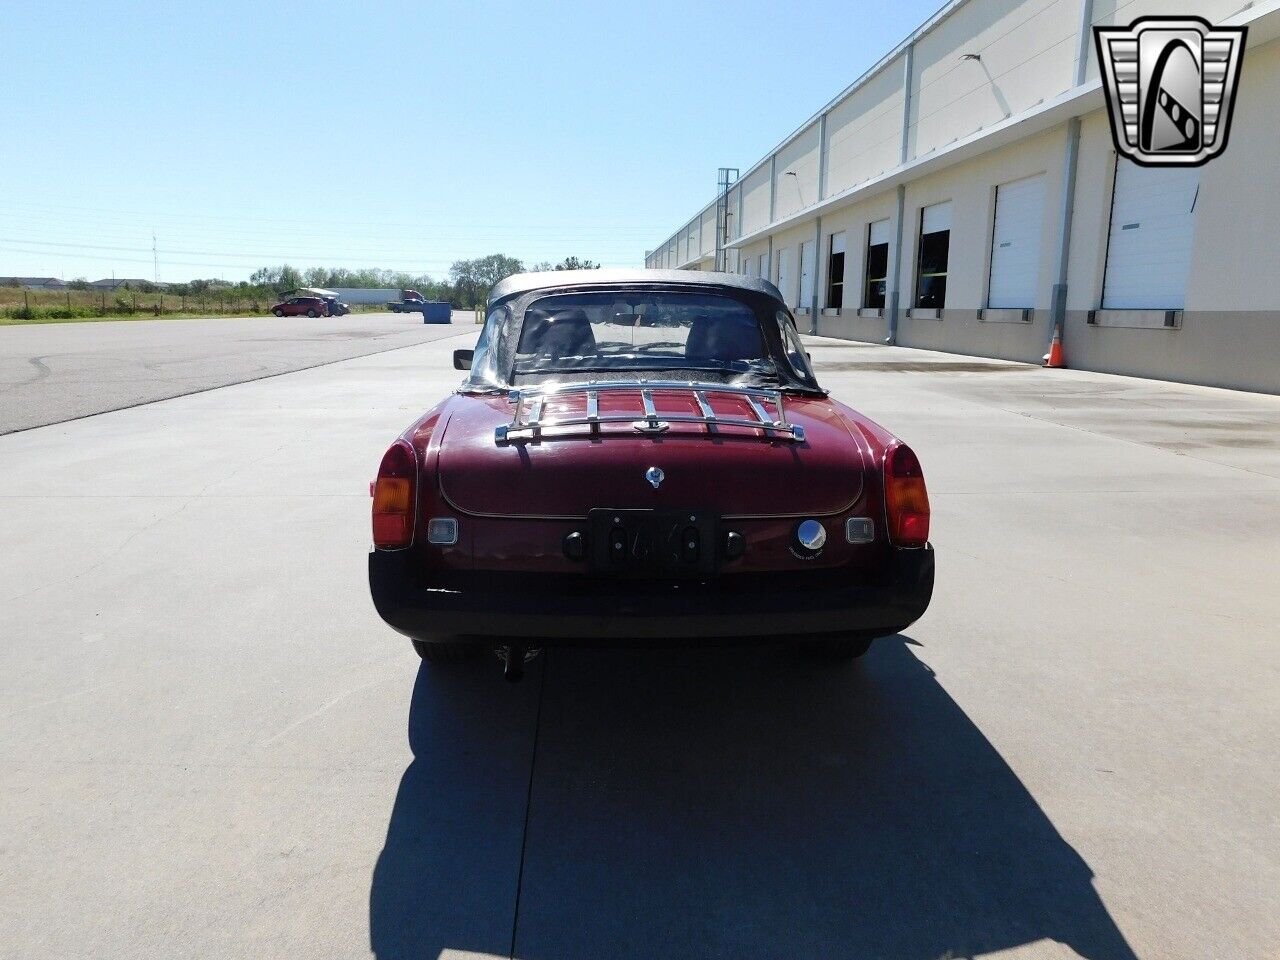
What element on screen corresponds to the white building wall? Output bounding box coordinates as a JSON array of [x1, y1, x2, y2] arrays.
[[1083, 0, 1247, 80], [811, 193, 901, 341], [904, 126, 1064, 314], [700, 207, 717, 258], [646, 0, 1280, 392], [683, 221, 699, 265], [1064, 33, 1280, 392], [773, 121, 821, 222], [893, 125, 1068, 361], [908, 0, 1077, 160], [1185, 36, 1280, 313], [739, 165, 772, 237], [770, 220, 819, 315], [744, 239, 768, 266], [825, 55, 907, 196]]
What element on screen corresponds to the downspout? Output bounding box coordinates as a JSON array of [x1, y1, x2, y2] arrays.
[[889, 185, 907, 344], [817, 113, 829, 202], [814, 113, 829, 336], [813, 215, 823, 335], [768, 154, 777, 224], [735, 182, 744, 273], [1048, 0, 1096, 359], [888, 42, 915, 345], [1049, 119, 1081, 357]]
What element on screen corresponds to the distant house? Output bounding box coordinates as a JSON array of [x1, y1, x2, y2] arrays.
[[0, 276, 67, 290], [88, 278, 167, 291]]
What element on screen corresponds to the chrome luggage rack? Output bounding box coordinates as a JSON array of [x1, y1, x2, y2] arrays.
[[494, 380, 806, 444]]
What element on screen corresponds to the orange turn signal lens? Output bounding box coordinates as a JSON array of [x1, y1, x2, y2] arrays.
[[372, 477, 411, 514], [884, 444, 930, 548], [372, 440, 416, 549]]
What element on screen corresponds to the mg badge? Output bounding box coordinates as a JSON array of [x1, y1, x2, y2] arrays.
[[1095, 16, 1246, 167], [645, 466, 664, 489]]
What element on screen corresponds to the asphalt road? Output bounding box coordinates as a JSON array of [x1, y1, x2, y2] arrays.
[[2, 332, 1278, 959], [0, 311, 474, 434]]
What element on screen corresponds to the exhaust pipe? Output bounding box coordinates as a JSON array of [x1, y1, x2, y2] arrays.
[[497, 645, 541, 682], [502, 645, 526, 683]]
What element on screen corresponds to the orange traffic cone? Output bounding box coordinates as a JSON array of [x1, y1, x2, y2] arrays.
[[1043, 322, 1065, 368]]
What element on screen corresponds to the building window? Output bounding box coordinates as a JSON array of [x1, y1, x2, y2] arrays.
[[865, 219, 890, 309], [915, 201, 951, 309], [826, 232, 846, 309], [758, 252, 769, 281]]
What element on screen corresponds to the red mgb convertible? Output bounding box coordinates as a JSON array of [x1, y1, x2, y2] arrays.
[[369, 269, 934, 679]]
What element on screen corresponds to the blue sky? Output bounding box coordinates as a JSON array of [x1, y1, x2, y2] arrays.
[[4, 0, 940, 282]]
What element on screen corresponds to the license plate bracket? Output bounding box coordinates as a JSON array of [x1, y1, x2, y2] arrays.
[[588, 508, 719, 577]]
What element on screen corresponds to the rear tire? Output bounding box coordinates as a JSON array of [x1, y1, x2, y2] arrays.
[[799, 635, 875, 661], [307, 309, 319, 318], [411, 639, 482, 663]]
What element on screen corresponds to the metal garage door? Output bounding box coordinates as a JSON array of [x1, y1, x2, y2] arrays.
[[988, 174, 1045, 308], [1102, 160, 1200, 309], [776, 247, 794, 306], [799, 239, 816, 309]]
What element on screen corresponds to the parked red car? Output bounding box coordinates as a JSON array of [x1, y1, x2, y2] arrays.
[[271, 296, 326, 318], [368, 269, 934, 679]]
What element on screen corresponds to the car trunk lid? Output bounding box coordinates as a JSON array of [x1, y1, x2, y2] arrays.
[[437, 390, 866, 518]]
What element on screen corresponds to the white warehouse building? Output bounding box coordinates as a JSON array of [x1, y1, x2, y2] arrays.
[[646, 0, 1280, 394]]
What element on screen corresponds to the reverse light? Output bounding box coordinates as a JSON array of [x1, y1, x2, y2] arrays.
[[845, 517, 875, 544], [372, 439, 416, 549], [884, 444, 930, 548], [426, 518, 459, 545]]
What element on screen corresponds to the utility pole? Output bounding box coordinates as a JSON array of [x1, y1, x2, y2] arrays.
[[152, 233, 159, 285]]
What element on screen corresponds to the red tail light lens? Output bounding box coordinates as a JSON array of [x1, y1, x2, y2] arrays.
[[884, 443, 930, 548], [372, 440, 416, 549]]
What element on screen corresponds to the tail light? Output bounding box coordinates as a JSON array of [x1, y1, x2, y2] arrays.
[[884, 443, 930, 548], [372, 439, 416, 549]]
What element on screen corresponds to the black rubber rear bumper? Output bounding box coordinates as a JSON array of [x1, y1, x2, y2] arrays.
[[368, 547, 934, 646]]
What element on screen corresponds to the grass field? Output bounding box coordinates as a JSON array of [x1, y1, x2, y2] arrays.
[[0, 286, 386, 325]]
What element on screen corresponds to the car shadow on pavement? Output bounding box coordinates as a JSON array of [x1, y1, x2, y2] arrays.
[[371, 637, 1138, 960], [369, 653, 544, 960]]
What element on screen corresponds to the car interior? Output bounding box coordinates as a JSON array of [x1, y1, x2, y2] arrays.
[[514, 296, 769, 369]]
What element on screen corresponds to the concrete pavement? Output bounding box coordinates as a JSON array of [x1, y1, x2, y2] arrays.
[[0, 311, 473, 434], [1, 333, 1277, 959]]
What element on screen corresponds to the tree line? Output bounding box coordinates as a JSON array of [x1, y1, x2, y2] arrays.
[[55, 254, 600, 309], [255, 255, 599, 308]]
